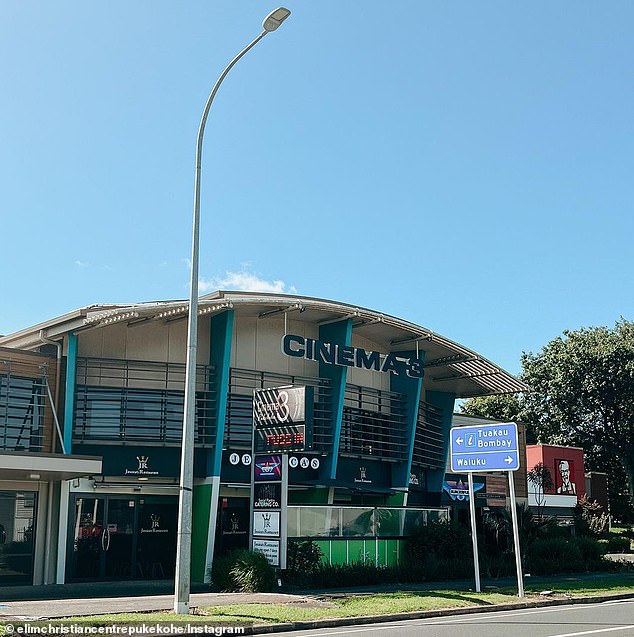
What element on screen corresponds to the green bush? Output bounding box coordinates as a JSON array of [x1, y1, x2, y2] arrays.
[[211, 550, 276, 592], [574, 535, 605, 567], [307, 562, 388, 589], [287, 540, 323, 573], [526, 536, 608, 575], [528, 537, 584, 575], [284, 540, 324, 586], [406, 521, 472, 561], [479, 553, 515, 578], [605, 536, 632, 553], [210, 553, 235, 591]]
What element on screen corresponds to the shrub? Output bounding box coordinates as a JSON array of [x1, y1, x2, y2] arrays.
[[406, 521, 472, 562], [479, 553, 515, 578], [528, 537, 584, 575], [605, 536, 632, 553], [526, 536, 608, 575], [574, 535, 605, 568], [307, 562, 387, 589], [284, 540, 324, 586], [210, 554, 235, 591], [211, 550, 276, 592], [574, 496, 610, 536], [287, 540, 323, 574]]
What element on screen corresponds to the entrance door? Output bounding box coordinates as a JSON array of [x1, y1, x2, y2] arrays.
[[69, 495, 137, 581], [69, 496, 106, 580], [68, 494, 177, 582], [103, 498, 136, 578]]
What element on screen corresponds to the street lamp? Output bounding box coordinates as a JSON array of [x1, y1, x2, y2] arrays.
[[174, 7, 291, 615]]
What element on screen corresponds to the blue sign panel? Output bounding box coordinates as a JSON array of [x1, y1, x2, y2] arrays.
[[450, 422, 520, 472]]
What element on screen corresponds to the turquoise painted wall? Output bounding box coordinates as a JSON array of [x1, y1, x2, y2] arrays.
[[424, 390, 456, 497], [389, 349, 425, 489], [318, 319, 352, 480], [191, 310, 234, 576]]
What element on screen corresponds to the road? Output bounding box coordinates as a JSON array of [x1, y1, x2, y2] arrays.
[[269, 599, 634, 637]]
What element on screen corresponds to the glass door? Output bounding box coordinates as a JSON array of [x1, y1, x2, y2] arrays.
[[69, 496, 106, 580], [69, 495, 138, 581], [103, 498, 136, 578], [69, 494, 176, 581]]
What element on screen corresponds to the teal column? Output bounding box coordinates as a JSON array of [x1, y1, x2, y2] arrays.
[[63, 333, 77, 455], [192, 309, 234, 583], [424, 390, 456, 497], [209, 309, 234, 475], [390, 349, 425, 489], [319, 319, 352, 480]]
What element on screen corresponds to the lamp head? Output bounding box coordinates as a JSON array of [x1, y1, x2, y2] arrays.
[[263, 7, 291, 32]]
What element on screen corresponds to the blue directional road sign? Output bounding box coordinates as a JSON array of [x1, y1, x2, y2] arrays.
[[450, 422, 519, 472]]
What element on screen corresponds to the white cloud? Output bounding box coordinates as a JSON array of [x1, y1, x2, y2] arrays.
[[199, 271, 297, 295], [74, 260, 89, 268]]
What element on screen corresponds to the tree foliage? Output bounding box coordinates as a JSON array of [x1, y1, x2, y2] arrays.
[[461, 319, 634, 519], [459, 393, 523, 424]]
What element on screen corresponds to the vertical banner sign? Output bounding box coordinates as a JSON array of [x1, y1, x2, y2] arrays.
[[250, 454, 287, 568], [251, 385, 301, 569]]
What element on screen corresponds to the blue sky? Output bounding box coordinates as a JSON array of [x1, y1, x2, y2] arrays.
[[1, 1, 633, 375]]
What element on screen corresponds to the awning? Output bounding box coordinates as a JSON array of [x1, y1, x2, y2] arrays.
[[0, 451, 102, 482]]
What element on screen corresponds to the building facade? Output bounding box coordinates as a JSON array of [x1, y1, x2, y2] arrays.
[[0, 291, 526, 584]]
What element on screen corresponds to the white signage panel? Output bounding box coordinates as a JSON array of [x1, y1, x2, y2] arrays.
[[253, 510, 280, 537], [252, 539, 280, 567]]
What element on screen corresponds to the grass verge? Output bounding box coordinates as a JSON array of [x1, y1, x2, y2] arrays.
[[2, 573, 633, 630]]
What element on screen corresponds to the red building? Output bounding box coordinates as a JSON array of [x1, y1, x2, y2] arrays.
[[526, 444, 585, 523]]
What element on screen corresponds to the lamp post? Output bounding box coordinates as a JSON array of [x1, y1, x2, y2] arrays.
[[174, 7, 291, 615]]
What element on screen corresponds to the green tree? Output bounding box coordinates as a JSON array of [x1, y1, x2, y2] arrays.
[[459, 393, 524, 424]]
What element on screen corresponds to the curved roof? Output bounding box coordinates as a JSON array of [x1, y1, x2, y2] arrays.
[[0, 290, 527, 398]]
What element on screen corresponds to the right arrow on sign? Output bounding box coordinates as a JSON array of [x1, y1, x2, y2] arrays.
[[505, 456, 513, 464]]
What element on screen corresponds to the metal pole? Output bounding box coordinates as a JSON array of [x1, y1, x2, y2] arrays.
[[468, 472, 481, 592], [508, 470, 525, 598], [173, 28, 273, 616]]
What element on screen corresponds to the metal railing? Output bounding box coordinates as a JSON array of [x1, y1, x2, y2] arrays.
[[411, 401, 445, 470], [74, 358, 217, 444], [0, 360, 46, 452], [340, 384, 408, 460], [225, 368, 334, 451]]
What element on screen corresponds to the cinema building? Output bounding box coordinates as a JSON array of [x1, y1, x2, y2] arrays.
[[0, 291, 526, 585]]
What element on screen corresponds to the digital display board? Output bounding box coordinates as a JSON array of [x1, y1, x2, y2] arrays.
[[255, 424, 308, 452]]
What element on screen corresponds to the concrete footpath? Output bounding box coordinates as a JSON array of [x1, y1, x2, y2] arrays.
[[0, 574, 633, 632]]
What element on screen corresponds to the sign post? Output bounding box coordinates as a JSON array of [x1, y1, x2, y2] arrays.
[[450, 422, 524, 598], [467, 472, 481, 592], [508, 469, 525, 597]]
